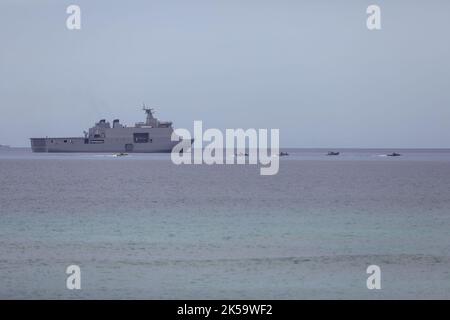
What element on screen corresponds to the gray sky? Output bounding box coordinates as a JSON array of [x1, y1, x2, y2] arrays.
[[1, 0, 449, 147]]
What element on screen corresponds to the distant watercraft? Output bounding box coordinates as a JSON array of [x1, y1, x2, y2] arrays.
[[327, 151, 340, 156], [114, 153, 128, 157], [30, 105, 193, 153], [235, 152, 249, 157], [387, 152, 402, 157], [279, 152, 289, 156]]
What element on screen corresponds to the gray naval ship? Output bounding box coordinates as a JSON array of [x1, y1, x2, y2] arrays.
[[31, 106, 190, 153]]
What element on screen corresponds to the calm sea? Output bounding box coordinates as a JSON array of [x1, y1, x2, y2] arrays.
[[1, 148, 450, 299]]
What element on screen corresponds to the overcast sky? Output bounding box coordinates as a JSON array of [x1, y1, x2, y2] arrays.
[[1, 0, 449, 147]]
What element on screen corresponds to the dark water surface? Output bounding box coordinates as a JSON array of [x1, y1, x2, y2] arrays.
[[1, 148, 450, 298]]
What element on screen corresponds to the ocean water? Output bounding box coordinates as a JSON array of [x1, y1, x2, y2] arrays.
[[1, 148, 450, 299]]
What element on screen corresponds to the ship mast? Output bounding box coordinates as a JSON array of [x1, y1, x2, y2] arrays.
[[142, 103, 157, 126]]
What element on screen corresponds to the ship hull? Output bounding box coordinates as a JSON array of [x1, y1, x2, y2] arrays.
[[30, 137, 188, 153]]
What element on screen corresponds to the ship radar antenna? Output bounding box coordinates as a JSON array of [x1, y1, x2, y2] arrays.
[[142, 103, 155, 113], [141, 103, 157, 125]]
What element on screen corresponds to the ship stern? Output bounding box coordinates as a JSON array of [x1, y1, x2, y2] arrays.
[[30, 138, 48, 152]]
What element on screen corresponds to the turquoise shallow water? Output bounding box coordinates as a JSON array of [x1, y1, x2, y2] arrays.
[[1, 149, 450, 299]]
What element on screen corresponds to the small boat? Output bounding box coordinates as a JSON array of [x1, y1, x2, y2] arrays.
[[327, 151, 340, 156], [387, 152, 401, 157], [114, 152, 128, 157], [235, 152, 249, 157], [279, 152, 289, 156]]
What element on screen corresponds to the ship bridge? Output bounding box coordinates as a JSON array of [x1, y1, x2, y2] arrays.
[[135, 106, 172, 128]]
